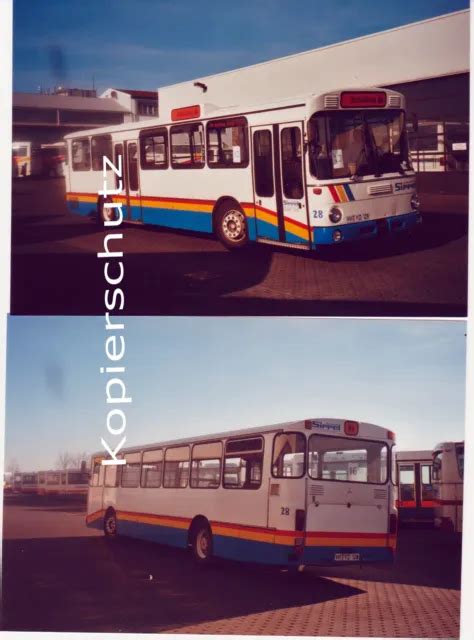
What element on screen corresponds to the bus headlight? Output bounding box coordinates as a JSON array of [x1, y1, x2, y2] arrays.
[[329, 207, 343, 223], [410, 194, 420, 210]]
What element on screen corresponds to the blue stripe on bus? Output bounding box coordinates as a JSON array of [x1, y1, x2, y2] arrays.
[[141, 206, 213, 233], [117, 517, 189, 548], [67, 200, 96, 217], [312, 211, 421, 245], [342, 183, 355, 201], [255, 219, 280, 241]]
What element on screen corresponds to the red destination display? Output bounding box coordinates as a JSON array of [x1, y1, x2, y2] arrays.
[[171, 105, 201, 121], [340, 91, 387, 108], [344, 420, 359, 436]]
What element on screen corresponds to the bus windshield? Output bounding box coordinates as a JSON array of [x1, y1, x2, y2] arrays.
[[309, 109, 411, 180], [308, 435, 388, 484]]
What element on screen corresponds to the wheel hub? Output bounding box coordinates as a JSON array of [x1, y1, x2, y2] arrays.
[[223, 210, 245, 240]]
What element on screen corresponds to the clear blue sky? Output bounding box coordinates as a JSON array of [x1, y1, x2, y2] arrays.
[[13, 0, 469, 93], [4, 316, 466, 471]]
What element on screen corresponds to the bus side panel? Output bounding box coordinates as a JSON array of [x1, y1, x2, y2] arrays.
[[212, 532, 295, 566]]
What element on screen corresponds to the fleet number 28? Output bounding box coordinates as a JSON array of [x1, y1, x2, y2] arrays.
[[281, 507, 290, 515]]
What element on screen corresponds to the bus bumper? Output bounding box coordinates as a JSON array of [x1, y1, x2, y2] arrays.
[[312, 211, 421, 246], [301, 545, 395, 566]]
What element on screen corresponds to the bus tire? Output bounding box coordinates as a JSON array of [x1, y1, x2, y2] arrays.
[[97, 196, 116, 224], [215, 203, 248, 249], [191, 522, 214, 565], [104, 509, 118, 538]]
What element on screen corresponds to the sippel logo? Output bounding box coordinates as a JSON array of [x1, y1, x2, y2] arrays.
[[395, 181, 416, 192], [310, 421, 341, 432]]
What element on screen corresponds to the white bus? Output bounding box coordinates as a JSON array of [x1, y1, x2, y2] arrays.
[[86, 418, 397, 569], [432, 441, 464, 534], [33, 468, 89, 497], [65, 87, 420, 252]]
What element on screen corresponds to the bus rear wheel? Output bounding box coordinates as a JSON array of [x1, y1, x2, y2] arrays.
[[215, 204, 248, 249], [192, 523, 213, 565], [104, 509, 117, 538]]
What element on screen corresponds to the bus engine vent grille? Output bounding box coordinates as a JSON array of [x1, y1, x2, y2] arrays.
[[374, 488, 387, 500], [388, 94, 401, 108], [324, 95, 339, 109], [310, 484, 325, 496], [368, 183, 393, 196]]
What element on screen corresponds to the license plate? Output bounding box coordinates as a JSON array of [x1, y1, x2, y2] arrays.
[[334, 553, 360, 562]]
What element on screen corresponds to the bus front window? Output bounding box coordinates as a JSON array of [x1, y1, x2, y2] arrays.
[[309, 109, 410, 180]]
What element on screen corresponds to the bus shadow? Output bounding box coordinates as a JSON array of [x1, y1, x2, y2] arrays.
[[2, 536, 364, 633]]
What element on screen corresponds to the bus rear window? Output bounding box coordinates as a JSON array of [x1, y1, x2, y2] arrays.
[[308, 435, 388, 484]]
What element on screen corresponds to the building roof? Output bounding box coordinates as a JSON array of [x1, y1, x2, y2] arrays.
[[13, 92, 129, 112], [157, 10, 469, 117], [114, 89, 158, 99]]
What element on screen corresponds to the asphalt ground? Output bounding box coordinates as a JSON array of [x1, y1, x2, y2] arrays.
[[10, 177, 468, 316], [1, 494, 462, 636]]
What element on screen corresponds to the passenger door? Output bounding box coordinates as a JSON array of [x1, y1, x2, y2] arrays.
[[251, 123, 310, 246], [124, 140, 141, 221], [87, 457, 105, 517]]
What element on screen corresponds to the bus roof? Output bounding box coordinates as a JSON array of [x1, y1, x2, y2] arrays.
[[64, 86, 403, 140], [396, 450, 433, 462], [91, 417, 392, 458]]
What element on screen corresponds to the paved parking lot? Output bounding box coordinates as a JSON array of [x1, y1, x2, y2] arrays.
[[2, 495, 462, 636], [10, 178, 467, 316]]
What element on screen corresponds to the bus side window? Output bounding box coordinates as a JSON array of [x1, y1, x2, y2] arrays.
[[253, 130, 274, 197], [105, 464, 118, 488], [223, 437, 264, 490], [421, 464, 433, 501], [71, 138, 91, 171], [170, 124, 205, 168], [90, 459, 101, 487], [272, 432, 306, 478], [121, 452, 141, 488], [191, 441, 222, 488], [163, 446, 190, 488], [399, 465, 415, 502], [140, 128, 168, 170], [91, 135, 112, 171]]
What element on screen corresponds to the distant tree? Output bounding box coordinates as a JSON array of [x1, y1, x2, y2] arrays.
[[70, 452, 89, 469], [56, 451, 72, 470], [55, 451, 89, 470]]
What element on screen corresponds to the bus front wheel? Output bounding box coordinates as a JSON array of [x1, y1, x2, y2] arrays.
[[192, 523, 213, 565], [215, 204, 248, 249], [97, 196, 116, 224], [104, 509, 117, 538]]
